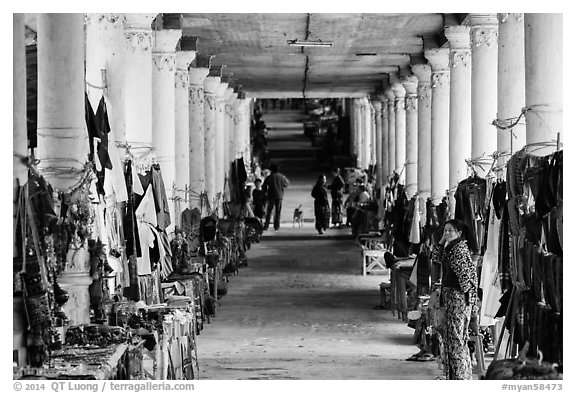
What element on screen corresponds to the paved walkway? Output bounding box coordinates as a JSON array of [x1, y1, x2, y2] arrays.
[[194, 109, 439, 380]]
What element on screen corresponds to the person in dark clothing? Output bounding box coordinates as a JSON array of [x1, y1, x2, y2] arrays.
[[251, 178, 266, 220], [327, 167, 345, 228], [262, 164, 290, 230], [311, 174, 330, 235]]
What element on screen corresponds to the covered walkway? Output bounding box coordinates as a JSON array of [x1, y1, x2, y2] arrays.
[[196, 109, 437, 380]]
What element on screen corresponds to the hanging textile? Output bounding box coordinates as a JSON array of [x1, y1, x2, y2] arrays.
[[150, 164, 171, 231], [408, 196, 421, 244], [135, 184, 158, 275]]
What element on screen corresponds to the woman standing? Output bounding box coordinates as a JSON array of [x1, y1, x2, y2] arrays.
[[431, 219, 477, 380], [311, 174, 330, 235], [327, 167, 345, 228]]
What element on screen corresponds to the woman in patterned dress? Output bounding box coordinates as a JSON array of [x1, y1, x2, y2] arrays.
[[431, 219, 478, 380]]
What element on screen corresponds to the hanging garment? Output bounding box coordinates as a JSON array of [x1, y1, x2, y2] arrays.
[[135, 185, 158, 275], [181, 208, 201, 234], [123, 161, 142, 258], [479, 200, 502, 326], [94, 96, 113, 170], [103, 126, 128, 202], [408, 196, 421, 244], [151, 164, 171, 230]]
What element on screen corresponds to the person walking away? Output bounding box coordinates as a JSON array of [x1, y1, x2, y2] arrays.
[[251, 178, 266, 222], [262, 164, 290, 230], [311, 174, 330, 235], [431, 219, 478, 380], [327, 167, 345, 228]]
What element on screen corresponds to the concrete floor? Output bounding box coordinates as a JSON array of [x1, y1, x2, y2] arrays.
[[194, 109, 440, 380]]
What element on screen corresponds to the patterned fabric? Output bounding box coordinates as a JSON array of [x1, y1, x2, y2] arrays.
[[431, 241, 478, 308], [441, 287, 473, 380]]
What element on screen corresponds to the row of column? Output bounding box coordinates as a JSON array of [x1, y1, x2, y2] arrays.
[[349, 13, 562, 215], [13, 13, 254, 227]]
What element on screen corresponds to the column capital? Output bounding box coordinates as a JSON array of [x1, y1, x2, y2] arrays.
[[124, 15, 156, 53], [384, 88, 396, 106], [153, 29, 182, 53], [124, 13, 157, 29], [444, 25, 471, 50], [189, 67, 209, 86], [216, 82, 229, 99], [85, 13, 124, 27], [401, 75, 419, 96], [411, 63, 432, 84], [204, 76, 221, 94], [470, 14, 499, 48], [175, 50, 196, 71], [391, 82, 406, 98], [372, 101, 382, 111], [424, 47, 450, 72], [498, 13, 524, 24], [224, 87, 236, 103]]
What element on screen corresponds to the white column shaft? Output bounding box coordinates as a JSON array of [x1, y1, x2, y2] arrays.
[[189, 68, 210, 208], [403, 75, 419, 198], [214, 83, 228, 197], [446, 26, 472, 215], [124, 14, 155, 145], [393, 83, 406, 183], [386, 94, 396, 175], [373, 101, 383, 188], [152, 30, 182, 234], [412, 64, 432, 199], [203, 76, 220, 203], [498, 13, 526, 159], [425, 48, 451, 204], [36, 13, 88, 191], [524, 14, 563, 156], [14, 14, 27, 190], [86, 14, 126, 140], [471, 15, 499, 173], [381, 99, 389, 179]]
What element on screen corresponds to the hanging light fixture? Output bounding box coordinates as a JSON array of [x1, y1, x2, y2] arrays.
[[287, 39, 333, 48]]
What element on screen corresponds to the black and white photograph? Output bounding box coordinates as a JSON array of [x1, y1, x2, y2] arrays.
[[10, 4, 566, 389]]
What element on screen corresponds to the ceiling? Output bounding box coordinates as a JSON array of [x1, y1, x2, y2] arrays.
[[182, 13, 452, 98], [24, 13, 464, 99]]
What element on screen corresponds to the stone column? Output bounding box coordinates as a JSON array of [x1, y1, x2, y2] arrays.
[[241, 97, 253, 166], [363, 98, 372, 169], [214, 82, 229, 199], [497, 13, 526, 159], [445, 25, 472, 216], [424, 47, 450, 204], [85, 13, 126, 140], [152, 28, 181, 232], [470, 14, 499, 174], [392, 83, 406, 184], [14, 14, 27, 190], [13, 13, 27, 367], [204, 73, 221, 204], [402, 76, 419, 198], [524, 14, 563, 156], [380, 96, 389, 179], [411, 64, 432, 200], [36, 13, 88, 191], [385, 88, 396, 175], [373, 100, 383, 189], [188, 56, 211, 208], [224, 88, 236, 175], [352, 98, 362, 165], [124, 14, 156, 145], [175, 48, 196, 201]]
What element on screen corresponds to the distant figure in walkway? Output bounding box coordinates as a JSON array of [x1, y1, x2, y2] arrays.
[[311, 174, 330, 235], [262, 164, 290, 230], [251, 178, 266, 221], [327, 167, 345, 228]]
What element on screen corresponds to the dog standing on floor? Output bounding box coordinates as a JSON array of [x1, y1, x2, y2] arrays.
[[293, 204, 304, 228]]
